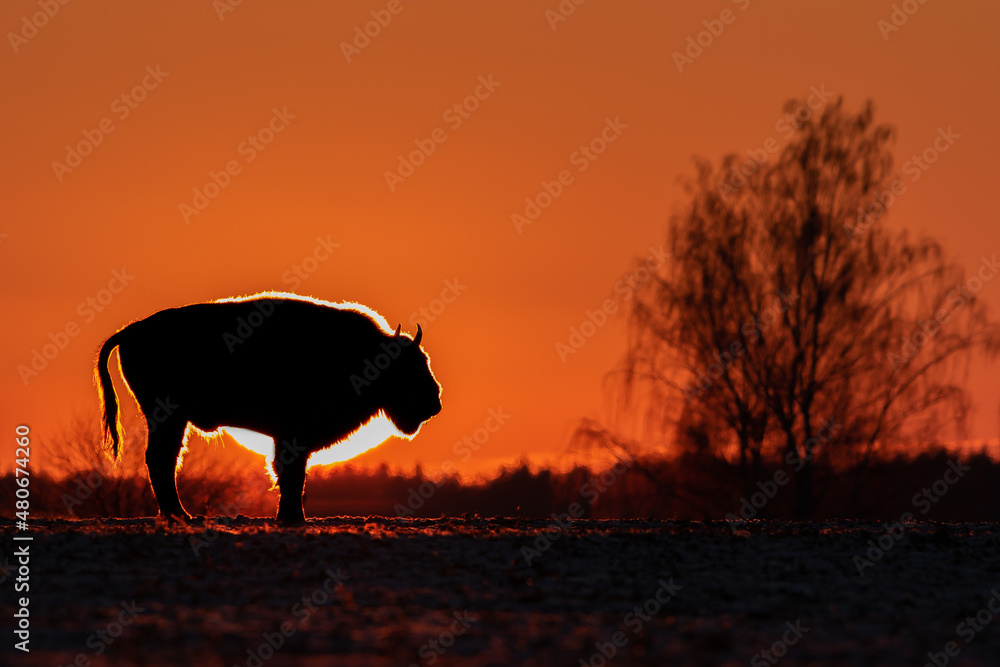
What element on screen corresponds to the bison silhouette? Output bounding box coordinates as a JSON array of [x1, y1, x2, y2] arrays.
[[95, 292, 442, 524]]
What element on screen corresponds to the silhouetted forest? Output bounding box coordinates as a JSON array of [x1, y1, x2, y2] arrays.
[[6, 444, 999, 522]]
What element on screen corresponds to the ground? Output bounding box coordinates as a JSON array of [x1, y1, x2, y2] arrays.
[[3, 517, 1000, 666]]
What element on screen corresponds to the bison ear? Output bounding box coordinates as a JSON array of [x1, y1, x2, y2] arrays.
[[393, 324, 401, 337], [414, 324, 422, 346]]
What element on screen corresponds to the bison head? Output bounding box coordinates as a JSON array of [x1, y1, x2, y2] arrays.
[[380, 324, 442, 435]]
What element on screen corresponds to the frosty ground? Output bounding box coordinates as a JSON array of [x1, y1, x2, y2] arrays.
[[3, 518, 1000, 666]]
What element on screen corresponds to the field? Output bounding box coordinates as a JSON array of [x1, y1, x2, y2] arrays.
[[4, 517, 1000, 666]]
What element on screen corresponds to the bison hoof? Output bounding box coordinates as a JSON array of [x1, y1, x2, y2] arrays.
[[276, 514, 306, 526]]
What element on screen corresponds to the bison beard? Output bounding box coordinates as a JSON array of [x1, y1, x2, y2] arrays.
[[94, 292, 442, 524]]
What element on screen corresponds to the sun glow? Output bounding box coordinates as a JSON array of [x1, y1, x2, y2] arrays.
[[222, 410, 411, 471]]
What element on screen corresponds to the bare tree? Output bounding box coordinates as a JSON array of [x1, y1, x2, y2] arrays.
[[594, 97, 999, 518]]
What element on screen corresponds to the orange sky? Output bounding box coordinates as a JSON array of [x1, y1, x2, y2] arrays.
[[2, 0, 999, 479]]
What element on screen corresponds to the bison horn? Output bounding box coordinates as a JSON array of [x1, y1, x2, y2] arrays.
[[414, 324, 422, 346], [393, 324, 401, 337]]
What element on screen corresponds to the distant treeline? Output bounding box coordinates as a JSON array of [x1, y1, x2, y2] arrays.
[[2, 445, 997, 522]]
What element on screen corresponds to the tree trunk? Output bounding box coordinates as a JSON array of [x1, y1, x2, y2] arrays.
[[794, 461, 812, 519], [738, 437, 751, 498]]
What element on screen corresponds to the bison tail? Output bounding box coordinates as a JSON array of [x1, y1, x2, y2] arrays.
[[96, 328, 128, 459]]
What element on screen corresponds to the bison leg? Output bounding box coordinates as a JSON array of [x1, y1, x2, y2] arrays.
[[145, 418, 191, 522], [274, 444, 308, 525]]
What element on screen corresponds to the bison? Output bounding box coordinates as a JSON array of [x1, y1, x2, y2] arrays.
[[95, 292, 442, 524]]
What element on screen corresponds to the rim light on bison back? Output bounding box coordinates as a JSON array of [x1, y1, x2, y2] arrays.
[[94, 292, 442, 524]]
